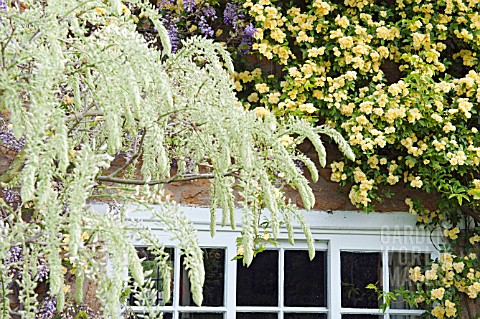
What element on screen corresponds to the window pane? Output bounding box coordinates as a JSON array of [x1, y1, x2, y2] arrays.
[[126, 312, 173, 319], [179, 313, 223, 319], [389, 252, 429, 309], [236, 313, 277, 319], [390, 316, 422, 319], [284, 250, 327, 307], [129, 247, 174, 306], [342, 316, 383, 319], [236, 250, 279, 306], [341, 252, 382, 308], [284, 314, 327, 319], [180, 248, 225, 306]]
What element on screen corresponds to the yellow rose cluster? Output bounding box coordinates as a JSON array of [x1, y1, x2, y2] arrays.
[[234, 0, 480, 313], [238, 0, 480, 218], [406, 251, 480, 318], [244, 0, 295, 64]]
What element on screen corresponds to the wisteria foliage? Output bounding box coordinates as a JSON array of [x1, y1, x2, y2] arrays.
[[0, 1, 353, 318]]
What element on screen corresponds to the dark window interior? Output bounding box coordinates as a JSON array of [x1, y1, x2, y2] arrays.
[[236, 313, 277, 319], [236, 250, 279, 306], [179, 314, 223, 319], [284, 250, 327, 307], [284, 314, 328, 319], [342, 315, 383, 319], [389, 252, 429, 309], [341, 252, 382, 308], [129, 247, 174, 307], [180, 248, 225, 306]]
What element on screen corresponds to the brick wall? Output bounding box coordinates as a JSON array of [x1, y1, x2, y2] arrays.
[[102, 140, 439, 213]]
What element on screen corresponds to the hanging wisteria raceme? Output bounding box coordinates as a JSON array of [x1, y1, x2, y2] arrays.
[[35, 295, 56, 319], [239, 22, 256, 54], [0, 121, 26, 152], [221, 2, 255, 54], [223, 3, 239, 26], [202, 6, 216, 19], [0, 1, 353, 319], [183, 0, 196, 13], [148, 0, 219, 53], [2, 189, 21, 205], [36, 258, 50, 282], [223, 3, 246, 31], [163, 18, 180, 52], [5, 246, 23, 264], [198, 16, 214, 37]]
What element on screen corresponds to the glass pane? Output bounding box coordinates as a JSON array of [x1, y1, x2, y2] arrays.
[[341, 252, 382, 308], [126, 312, 173, 319], [179, 314, 223, 319], [389, 252, 429, 309], [284, 314, 327, 319], [284, 250, 327, 307], [181, 248, 225, 306], [342, 316, 383, 319], [129, 247, 174, 306], [236, 313, 277, 319], [236, 250, 279, 306], [390, 316, 421, 319]]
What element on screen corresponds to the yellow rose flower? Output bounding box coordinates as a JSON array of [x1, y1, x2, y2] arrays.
[[254, 107, 270, 117], [431, 287, 445, 300]]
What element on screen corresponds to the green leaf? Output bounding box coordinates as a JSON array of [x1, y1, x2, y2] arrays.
[[366, 283, 378, 291], [468, 188, 480, 200], [74, 311, 88, 319]]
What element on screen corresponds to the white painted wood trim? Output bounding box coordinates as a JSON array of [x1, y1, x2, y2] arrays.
[[103, 204, 443, 319]]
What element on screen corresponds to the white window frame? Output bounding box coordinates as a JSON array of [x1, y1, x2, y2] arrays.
[[94, 205, 442, 319]]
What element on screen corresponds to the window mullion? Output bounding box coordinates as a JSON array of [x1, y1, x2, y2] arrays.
[[383, 247, 390, 319], [279, 248, 284, 319], [329, 240, 341, 319], [174, 248, 181, 319], [227, 241, 237, 319]]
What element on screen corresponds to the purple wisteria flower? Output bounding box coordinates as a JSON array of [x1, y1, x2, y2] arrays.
[[183, 0, 196, 13], [223, 3, 239, 26], [157, 0, 175, 8], [36, 294, 57, 319], [158, 17, 180, 53], [243, 23, 256, 38], [222, 3, 255, 53], [202, 6, 216, 19], [6, 246, 23, 264], [167, 22, 179, 53], [36, 258, 50, 282], [0, 0, 7, 11], [239, 23, 256, 53], [2, 188, 20, 204], [0, 127, 26, 152], [198, 16, 214, 37], [223, 3, 246, 31]]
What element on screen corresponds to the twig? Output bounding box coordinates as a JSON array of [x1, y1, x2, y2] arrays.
[[11, 233, 50, 246], [97, 171, 237, 186], [64, 110, 104, 122], [109, 129, 147, 178], [1, 19, 16, 70]]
